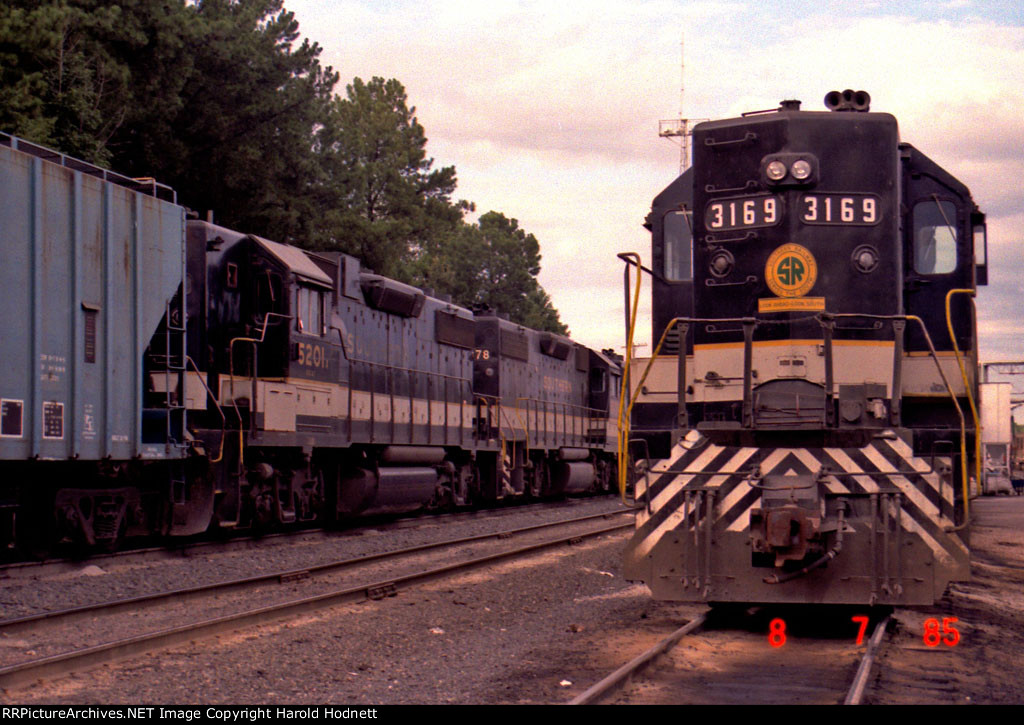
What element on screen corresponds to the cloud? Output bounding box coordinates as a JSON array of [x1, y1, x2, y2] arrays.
[[285, 1, 1024, 356]]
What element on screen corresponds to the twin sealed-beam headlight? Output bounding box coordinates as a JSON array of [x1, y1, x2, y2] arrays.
[[766, 160, 787, 181], [791, 159, 812, 180], [761, 154, 817, 185]]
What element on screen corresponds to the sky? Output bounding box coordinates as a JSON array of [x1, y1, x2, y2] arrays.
[[283, 0, 1024, 372]]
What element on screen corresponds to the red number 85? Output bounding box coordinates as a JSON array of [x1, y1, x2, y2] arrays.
[[924, 617, 960, 647]]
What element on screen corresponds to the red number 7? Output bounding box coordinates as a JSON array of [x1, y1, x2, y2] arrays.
[[852, 615, 869, 645]]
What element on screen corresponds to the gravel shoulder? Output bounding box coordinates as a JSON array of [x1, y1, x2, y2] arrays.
[[7, 495, 1018, 705], [866, 496, 1024, 704], [0, 499, 620, 617], [5, 505, 690, 704]]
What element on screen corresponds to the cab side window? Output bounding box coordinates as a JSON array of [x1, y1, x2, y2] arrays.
[[913, 199, 958, 275], [663, 209, 693, 282], [295, 286, 323, 336]]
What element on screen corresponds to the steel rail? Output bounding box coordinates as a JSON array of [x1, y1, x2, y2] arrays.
[[844, 614, 892, 705], [568, 612, 708, 705], [0, 496, 602, 574], [0, 519, 632, 691], [0, 507, 632, 635], [570, 610, 892, 705]]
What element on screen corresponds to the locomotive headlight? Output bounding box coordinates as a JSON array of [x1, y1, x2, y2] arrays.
[[761, 153, 819, 187], [765, 160, 787, 181], [791, 159, 812, 180]]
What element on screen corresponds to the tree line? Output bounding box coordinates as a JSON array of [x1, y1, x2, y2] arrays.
[[0, 0, 567, 334]]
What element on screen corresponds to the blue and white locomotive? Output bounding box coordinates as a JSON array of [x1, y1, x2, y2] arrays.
[[0, 132, 620, 552]]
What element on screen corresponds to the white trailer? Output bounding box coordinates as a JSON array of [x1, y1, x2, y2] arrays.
[[980, 382, 1013, 494]]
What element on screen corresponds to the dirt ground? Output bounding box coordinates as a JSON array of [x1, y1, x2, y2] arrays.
[[866, 496, 1024, 704], [5, 498, 1023, 705]]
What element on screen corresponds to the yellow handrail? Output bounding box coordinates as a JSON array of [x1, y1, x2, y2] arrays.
[[623, 317, 688, 455], [610, 267, 976, 530], [184, 356, 227, 463], [617, 253, 643, 501], [946, 288, 981, 513]]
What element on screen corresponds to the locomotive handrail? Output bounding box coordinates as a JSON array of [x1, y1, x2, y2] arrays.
[[514, 397, 605, 452], [346, 359, 471, 446], [823, 312, 970, 529], [513, 398, 536, 454], [619, 303, 972, 527], [615, 252, 657, 278], [473, 394, 526, 443], [945, 288, 982, 504], [703, 132, 758, 148], [497, 401, 524, 443], [227, 312, 294, 465], [617, 253, 644, 501], [227, 312, 294, 399], [474, 394, 527, 495], [184, 356, 227, 463], [624, 315, 758, 432], [617, 251, 762, 498], [704, 231, 758, 245], [703, 180, 759, 195]]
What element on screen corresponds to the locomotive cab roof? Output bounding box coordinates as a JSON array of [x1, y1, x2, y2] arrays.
[[692, 100, 897, 136], [248, 234, 332, 288]]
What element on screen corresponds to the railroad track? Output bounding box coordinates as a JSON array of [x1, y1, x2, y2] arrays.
[[0, 497, 609, 576], [569, 606, 892, 705], [0, 506, 633, 692]]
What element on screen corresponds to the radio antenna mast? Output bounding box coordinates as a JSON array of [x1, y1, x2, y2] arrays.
[[658, 34, 706, 173]]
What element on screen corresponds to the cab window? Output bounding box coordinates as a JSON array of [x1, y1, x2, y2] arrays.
[[913, 200, 958, 275], [295, 286, 323, 335], [663, 209, 692, 282]]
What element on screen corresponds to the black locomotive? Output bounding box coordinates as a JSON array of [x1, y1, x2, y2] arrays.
[[0, 132, 620, 552], [623, 91, 986, 605]]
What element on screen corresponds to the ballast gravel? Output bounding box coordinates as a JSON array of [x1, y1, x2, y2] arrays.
[[0, 498, 624, 618], [5, 524, 696, 705]]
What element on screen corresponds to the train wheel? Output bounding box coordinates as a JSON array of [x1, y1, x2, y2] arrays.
[[16, 492, 56, 560], [453, 464, 475, 507], [527, 459, 548, 498], [591, 458, 608, 492], [0, 508, 14, 557]]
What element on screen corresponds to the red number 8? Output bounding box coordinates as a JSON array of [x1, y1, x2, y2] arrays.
[[769, 618, 786, 648]]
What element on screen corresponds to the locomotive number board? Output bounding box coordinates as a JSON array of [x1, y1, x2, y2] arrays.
[[800, 193, 880, 225], [705, 196, 781, 231]]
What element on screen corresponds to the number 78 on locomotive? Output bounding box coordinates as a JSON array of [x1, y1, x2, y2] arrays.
[[622, 90, 987, 606]]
